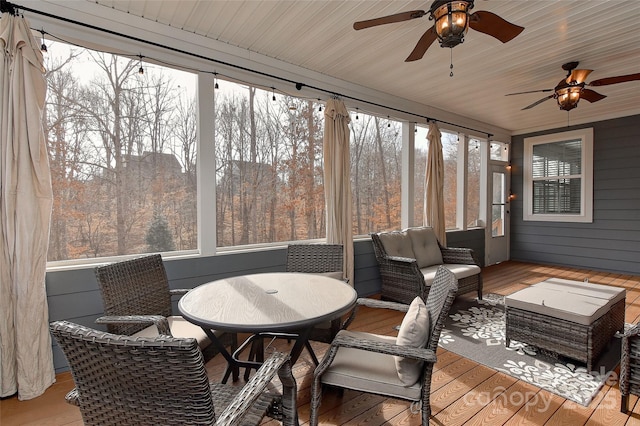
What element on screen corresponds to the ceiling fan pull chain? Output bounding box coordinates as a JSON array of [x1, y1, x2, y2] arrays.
[[450, 49, 454, 77]]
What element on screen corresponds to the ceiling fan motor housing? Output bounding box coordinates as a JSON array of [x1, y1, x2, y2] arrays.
[[430, 0, 474, 48]]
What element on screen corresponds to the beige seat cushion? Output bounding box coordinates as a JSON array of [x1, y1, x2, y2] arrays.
[[394, 296, 430, 386], [534, 278, 625, 304], [421, 264, 481, 286], [377, 231, 415, 260], [321, 330, 422, 400], [132, 316, 218, 349], [406, 227, 443, 268], [505, 279, 625, 326]]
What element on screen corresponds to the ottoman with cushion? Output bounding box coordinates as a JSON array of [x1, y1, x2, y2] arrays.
[[505, 278, 625, 371]]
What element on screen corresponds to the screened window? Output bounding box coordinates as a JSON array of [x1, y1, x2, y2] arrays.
[[350, 112, 402, 234], [214, 81, 325, 246], [523, 128, 593, 222], [45, 41, 198, 261], [467, 138, 482, 228]]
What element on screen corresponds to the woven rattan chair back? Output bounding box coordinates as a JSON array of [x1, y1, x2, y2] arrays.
[[51, 321, 215, 425], [424, 266, 458, 354], [95, 254, 172, 335], [51, 321, 298, 426], [285, 243, 344, 275]]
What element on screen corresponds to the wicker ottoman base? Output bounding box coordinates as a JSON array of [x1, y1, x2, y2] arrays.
[[505, 280, 625, 372]]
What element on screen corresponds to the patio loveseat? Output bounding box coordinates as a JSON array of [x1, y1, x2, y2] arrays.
[[370, 226, 482, 304]]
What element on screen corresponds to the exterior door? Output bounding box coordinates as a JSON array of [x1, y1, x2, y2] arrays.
[[486, 164, 510, 265]]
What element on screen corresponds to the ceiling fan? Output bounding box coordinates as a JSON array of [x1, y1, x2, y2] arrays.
[[353, 0, 524, 62], [507, 62, 640, 111]]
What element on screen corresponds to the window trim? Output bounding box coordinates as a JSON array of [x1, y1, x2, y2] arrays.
[[523, 128, 593, 223]]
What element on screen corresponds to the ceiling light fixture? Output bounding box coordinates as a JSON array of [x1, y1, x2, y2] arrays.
[[430, 0, 473, 49], [555, 83, 582, 111]]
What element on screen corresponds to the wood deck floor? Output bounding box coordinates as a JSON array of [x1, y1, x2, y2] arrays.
[[3, 260, 640, 425]]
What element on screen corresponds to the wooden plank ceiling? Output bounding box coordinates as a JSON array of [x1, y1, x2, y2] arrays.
[[90, 0, 640, 134]]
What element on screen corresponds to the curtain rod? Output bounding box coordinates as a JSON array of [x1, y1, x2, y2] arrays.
[[9, 1, 493, 138]]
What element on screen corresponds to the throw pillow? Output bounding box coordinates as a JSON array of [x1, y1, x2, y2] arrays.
[[394, 296, 431, 386]]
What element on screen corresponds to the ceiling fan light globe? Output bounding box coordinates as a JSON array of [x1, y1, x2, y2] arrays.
[[556, 86, 582, 111], [432, 1, 471, 48]]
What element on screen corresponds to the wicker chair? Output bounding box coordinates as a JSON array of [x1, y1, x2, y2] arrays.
[[246, 244, 345, 376], [286, 243, 346, 344], [94, 254, 234, 362], [309, 266, 458, 426], [50, 321, 298, 426], [620, 323, 640, 413], [371, 228, 482, 304]]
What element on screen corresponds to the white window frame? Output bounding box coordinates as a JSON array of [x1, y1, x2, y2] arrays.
[[523, 128, 593, 223]]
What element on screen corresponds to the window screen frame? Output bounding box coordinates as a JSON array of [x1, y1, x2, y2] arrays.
[[523, 128, 593, 223]]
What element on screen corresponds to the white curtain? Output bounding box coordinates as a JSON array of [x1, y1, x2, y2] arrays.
[[0, 12, 55, 400], [424, 121, 446, 245], [323, 98, 354, 285]]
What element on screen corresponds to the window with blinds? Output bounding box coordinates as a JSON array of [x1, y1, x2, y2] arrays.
[[523, 129, 593, 222]]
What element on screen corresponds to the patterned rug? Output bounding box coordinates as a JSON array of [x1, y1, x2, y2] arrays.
[[437, 294, 622, 406]]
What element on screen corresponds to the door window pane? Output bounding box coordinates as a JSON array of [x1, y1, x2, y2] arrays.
[[492, 172, 506, 237]]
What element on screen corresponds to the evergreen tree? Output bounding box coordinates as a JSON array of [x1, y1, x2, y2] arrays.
[[146, 214, 175, 252]]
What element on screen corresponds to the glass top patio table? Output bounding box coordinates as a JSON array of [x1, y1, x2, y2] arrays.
[[179, 272, 357, 381]]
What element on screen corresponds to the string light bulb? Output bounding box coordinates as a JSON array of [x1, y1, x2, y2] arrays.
[[40, 30, 47, 52], [138, 54, 144, 75], [318, 100, 323, 112], [214, 72, 219, 89], [271, 87, 276, 102], [387, 116, 391, 127], [355, 107, 359, 120]]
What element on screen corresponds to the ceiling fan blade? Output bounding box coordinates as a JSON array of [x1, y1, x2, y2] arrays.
[[505, 89, 554, 96], [405, 26, 438, 62], [567, 69, 593, 84], [588, 73, 640, 87], [522, 95, 554, 110], [353, 10, 427, 30], [468, 11, 525, 43], [580, 89, 607, 103]]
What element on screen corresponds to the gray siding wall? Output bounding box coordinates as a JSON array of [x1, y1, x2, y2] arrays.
[[510, 114, 640, 275], [48, 230, 483, 372]]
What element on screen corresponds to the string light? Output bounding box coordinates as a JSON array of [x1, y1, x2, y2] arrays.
[[271, 87, 276, 101], [318, 99, 322, 112], [387, 116, 391, 127], [355, 107, 359, 120], [40, 30, 47, 52], [138, 54, 144, 75], [214, 72, 219, 89]]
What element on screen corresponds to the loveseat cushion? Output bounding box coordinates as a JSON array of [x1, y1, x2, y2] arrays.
[[406, 227, 443, 268], [377, 231, 415, 260], [420, 264, 480, 287]]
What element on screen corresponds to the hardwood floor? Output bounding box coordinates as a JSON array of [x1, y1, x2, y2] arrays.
[[3, 260, 640, 425]]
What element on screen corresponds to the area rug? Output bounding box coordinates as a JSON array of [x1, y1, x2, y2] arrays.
[[437, 294, 622, 406]]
